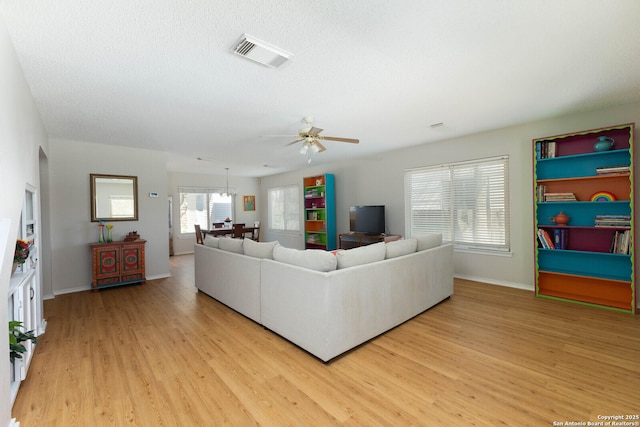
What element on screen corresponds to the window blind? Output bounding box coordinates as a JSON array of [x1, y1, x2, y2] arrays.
[[177, 187, 234, 234], [404, 156, 510, 252], [268, 185, 300, 231]]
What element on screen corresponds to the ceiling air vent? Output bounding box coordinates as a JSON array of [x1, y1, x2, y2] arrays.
[[232, 34, 293, 69]]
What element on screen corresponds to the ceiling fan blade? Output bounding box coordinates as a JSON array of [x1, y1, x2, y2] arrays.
[[286, 138, 304, 146], [307, 127, 323, 136], [320, 136, 359, 144], [314, 141, 327, 152]]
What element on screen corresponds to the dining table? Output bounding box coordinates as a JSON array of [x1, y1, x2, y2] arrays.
[[205, 226, 259, 239]]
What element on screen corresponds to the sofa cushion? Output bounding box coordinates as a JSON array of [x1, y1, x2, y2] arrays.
[[385, 238, 417, 259], [273, 245, 337, 272], [336, 241, 386, 269], [218, 237, 244, 254], [416, 234, 443, 251], [203, 235, 220, 248], [243, 238, 278, 259]]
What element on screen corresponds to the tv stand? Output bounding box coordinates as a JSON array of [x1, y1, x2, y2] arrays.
[[339, 232, 401, 249]]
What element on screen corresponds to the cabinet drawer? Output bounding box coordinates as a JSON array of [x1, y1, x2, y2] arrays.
[[121, 273, 144, 282], [96, 275, 123, 287]]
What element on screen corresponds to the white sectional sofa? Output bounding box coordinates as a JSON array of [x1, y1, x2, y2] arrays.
[[194, 235, 453, 362]]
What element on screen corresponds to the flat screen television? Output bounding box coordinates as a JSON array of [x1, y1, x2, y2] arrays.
[[349, 205, 385, 235]]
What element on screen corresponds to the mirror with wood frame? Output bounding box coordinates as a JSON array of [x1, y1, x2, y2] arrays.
[[90, 174, 138, 222]]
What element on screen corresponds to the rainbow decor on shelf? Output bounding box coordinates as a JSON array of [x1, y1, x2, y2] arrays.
[[589, 191, 616, 202]]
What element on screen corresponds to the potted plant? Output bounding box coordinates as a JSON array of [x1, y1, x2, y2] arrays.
[[9, 320, 37, 364], [13, 239, 30, 274]]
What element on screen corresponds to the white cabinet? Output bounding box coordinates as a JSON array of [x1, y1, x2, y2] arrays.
[[8, 184, 45, 405], [9, 270, 37, 394]]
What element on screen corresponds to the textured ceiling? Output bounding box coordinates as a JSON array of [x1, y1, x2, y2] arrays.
[[2, 0, 640, 177]]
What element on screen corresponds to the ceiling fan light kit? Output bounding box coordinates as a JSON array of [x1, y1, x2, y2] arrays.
[[285, 117, 360, 163]]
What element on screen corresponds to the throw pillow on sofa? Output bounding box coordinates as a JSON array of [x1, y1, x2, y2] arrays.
[[336, 241, 386, 269], [203, 235, 220, 248], [416, 234, 443, 251], [385, 238, 417, 259], [218, 237, 244, 254], [243, 238, 278, 259], [273, 245, 337, 272]]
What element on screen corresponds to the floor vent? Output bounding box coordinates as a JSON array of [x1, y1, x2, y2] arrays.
[[232, 34, 292, 69]]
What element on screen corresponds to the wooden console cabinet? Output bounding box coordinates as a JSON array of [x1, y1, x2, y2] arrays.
[[339, 233, 401, 249], [90, 240, 146, 291]]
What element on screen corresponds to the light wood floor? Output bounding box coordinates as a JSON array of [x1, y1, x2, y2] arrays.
[[13, 255, 640, 426]]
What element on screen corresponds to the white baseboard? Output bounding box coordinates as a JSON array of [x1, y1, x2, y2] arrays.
[[172, 250, 194, 256], [54, 285, 92, 295], [454, 274, 534, 291], [38, 319, 47, 336], [146, 273, 171, 281], [53, 274, 171, 296]]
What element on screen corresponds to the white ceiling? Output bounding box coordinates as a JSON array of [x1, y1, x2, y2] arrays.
[[2, 0, 640, 177]]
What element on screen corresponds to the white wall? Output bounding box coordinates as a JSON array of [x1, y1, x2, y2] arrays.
[[259, 101, 640, 289], [48, 139, 170, 294], [0, 14, 49, 427], [167, 171, 260, 254]]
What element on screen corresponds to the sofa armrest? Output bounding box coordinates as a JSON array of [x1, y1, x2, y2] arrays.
[[195, 244, 262, 323]]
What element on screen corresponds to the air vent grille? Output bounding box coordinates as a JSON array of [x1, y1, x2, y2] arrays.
[[235, 40, 256, 56], [232, 34, 292, 69]]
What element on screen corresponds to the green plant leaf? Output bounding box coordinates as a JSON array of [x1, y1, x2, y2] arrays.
[[8, 320, 37, 363]]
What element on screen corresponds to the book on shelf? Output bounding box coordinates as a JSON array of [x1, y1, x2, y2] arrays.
[[544, 192, 577, 202], [305, 189, 322, 198], [610, 230, 631, 254], [537, 228, 555, 249], [537, 229, 548, 249], [536, 141, 557, 159], [596, 165, 630, 176], [553, 228, 569, 250], [595, 214, 631, 227], [536, 185, 546, 202]]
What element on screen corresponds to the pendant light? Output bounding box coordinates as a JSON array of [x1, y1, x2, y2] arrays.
[[223, 167, 230, 196]]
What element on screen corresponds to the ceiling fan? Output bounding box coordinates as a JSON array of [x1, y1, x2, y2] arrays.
[[285, 117, 359, 162]]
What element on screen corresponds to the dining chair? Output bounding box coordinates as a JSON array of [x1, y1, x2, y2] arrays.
[[194, 224, 204, 245], [250, 221, 260, 241], [212, 222, 224, 229], [233, 223, 246, 238]]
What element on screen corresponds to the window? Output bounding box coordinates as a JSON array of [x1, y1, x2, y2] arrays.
[[178, 187, 233, 234], [405, 156, 510, 252], [268, 185, 300, 231]]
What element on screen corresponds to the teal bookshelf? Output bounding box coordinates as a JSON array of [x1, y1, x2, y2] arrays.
[[533, 122, 636, 313], [303, 174, 336, 250]]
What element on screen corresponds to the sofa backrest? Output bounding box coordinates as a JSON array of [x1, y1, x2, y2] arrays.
[[205, 233, 443, 273]]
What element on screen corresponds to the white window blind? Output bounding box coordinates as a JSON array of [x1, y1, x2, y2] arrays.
[[178, 187, 234, 234], [268, 185, 300, 231], [209, 193, 233, 223], [405, 156, 510, 252]]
